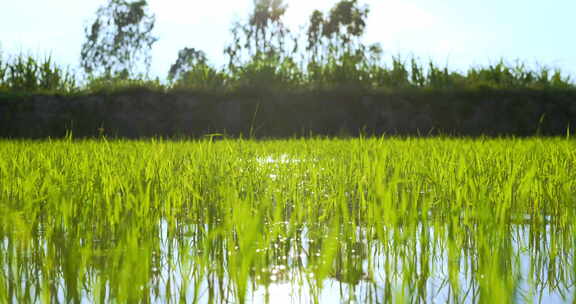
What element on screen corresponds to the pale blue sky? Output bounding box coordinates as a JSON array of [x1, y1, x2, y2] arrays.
[[1, 0, 574, 79]]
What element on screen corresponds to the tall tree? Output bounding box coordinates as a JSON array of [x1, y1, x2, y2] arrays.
[[167, 48, 208, 83], [80, 0, 157, 79], [249, 0, 288, 54], [225, 0, 292, 68], [306, 0, 369, 59], [305, 0, 373, 86]]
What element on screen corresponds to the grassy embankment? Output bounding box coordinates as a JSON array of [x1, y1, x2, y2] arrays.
[[1, 54, 576, 139], [0, 138, 574, 303]]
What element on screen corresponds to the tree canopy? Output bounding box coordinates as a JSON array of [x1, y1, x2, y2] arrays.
[[80, 0, 157, 79]]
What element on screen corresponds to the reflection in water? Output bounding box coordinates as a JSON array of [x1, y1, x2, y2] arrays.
[[0, 217, 573, 303]]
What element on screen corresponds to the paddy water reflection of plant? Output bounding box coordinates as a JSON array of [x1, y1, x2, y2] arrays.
[[0, 138, 574, 303]]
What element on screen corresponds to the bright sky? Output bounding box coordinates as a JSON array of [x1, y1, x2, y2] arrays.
[[1, 0, 575, 80]]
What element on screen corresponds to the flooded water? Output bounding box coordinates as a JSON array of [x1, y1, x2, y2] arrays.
[[2, 219, 573, 303]]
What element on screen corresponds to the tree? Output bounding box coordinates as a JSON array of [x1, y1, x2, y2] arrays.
[[306, 0, 369, 60], [166, 47, 226, 90], [224, 0, 293, 68], [303, 1, 375, 87], [222, 0, 303, 89], [80, 0, 157, 79], [167, 47, 208, 83], [248, 0, 288, 55], [306, 10, 325, 62]]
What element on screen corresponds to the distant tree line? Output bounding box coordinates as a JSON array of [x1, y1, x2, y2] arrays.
[[0, 0, 573, 93]]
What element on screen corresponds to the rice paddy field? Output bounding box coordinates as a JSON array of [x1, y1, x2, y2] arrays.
[[0, 137, 575, 303]]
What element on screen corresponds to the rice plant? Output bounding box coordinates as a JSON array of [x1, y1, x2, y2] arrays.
[[0, 137, 574, 303]]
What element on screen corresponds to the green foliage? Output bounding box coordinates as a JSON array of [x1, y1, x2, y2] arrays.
[[0, 138, 575, 302], [167, 47, 208, 82], [299, 0, 372, 88], [80, 0, 157, 79], [466, 60, 573, 89], [219, 0, 304, 90], [231, 52, 303, 90], [249, 0, 288, 53], [167, 47, 227, 90], [171, 64, 228, 91], [0, 53, 76, 93], [84, 73, 164, 93], [167, 0, 573, 92], [319, 0, 369, 51], [1, 0, 574, 95], [0, 48, 5, 90]]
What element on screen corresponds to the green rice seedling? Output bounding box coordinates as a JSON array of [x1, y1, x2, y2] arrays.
[[0, 138, 575, 303]]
